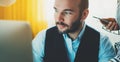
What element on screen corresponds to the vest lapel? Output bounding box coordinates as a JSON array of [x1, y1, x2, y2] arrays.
[[74, 25, 99, 62], [44, 26, 69, 62]]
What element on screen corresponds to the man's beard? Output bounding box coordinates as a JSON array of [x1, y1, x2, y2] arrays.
[[56, 17, 82, 34]]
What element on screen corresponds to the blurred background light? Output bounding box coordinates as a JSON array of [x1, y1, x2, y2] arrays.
[[0, 0, 16, 7]]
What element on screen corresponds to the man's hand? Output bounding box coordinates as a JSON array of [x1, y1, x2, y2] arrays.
[[100, 18, 119, 31]]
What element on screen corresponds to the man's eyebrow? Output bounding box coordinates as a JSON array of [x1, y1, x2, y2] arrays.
[[53, 7, 74, 12], [64, 9, 74, 12], [53, 7, 57, 10]]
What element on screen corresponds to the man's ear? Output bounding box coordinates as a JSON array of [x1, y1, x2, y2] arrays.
[[81, 9, 89, 21]]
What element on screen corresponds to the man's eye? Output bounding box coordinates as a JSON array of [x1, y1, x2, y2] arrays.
[[64, 12, 72, 15]]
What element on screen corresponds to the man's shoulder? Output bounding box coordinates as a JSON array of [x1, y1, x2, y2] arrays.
[[47, 26, 57, 31], [86, 25, 110, 39], [85, 25, 100, 34], [34, 26, 57, 37], [36, 26, 57, 35], [86, 26, 109, 39]]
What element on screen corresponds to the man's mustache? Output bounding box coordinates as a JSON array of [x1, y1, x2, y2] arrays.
[[56, 22, 68, 27]]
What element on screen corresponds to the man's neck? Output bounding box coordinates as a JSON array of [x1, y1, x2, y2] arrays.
[[68, 25, 83, 41]]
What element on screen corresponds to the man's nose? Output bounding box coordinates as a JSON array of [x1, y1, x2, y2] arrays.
[[56, 13, 64, 22]]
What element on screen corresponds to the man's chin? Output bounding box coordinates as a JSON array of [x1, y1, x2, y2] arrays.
[[58, 28, 76, 34], [57, 26, 68, 34], [58, 29, 67, 34]]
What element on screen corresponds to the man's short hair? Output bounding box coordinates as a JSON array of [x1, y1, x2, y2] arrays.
[[79, 0, 89, 12]]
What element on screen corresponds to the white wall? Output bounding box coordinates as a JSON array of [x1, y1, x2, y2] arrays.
[[43, 0, 55, 27]]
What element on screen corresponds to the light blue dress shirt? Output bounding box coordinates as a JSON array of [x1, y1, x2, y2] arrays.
[[32, 24, 115, 62]]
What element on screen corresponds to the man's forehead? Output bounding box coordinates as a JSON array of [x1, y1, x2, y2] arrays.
[[54, 0, 81, 4], [54, 0, 81, 7]]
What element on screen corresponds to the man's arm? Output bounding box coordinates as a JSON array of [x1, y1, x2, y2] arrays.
[[32, 30, 47, 62], [99, 34, 115, 62]]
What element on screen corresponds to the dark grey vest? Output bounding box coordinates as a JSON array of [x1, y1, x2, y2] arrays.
[[44, 25, 100, 62]]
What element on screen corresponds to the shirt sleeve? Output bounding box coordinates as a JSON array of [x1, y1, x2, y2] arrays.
[[32, 30, 47, 62], [99, 34, 115, 62]]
